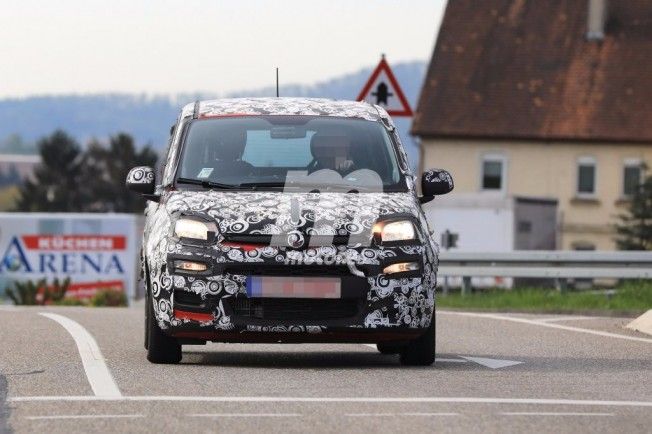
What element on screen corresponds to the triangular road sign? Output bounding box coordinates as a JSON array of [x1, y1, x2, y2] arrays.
[[357, 55, 413, 117]]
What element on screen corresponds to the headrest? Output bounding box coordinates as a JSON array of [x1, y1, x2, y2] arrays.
[[217, 128, 247, 160]]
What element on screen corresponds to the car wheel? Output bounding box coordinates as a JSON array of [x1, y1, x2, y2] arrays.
[[376, 343, 405, 354], [146, 295, 182, 364], [399, 319, 435, 366]]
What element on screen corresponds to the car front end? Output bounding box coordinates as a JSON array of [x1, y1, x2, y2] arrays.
[[145, 191, 437, 344]]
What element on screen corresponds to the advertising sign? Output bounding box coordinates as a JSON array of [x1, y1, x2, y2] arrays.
[[0, 213, 140, 301]]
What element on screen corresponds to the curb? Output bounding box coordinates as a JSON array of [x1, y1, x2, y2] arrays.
[[626, 309, 652, 336]]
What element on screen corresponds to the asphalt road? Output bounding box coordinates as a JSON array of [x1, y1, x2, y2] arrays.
[[0, 304, 650, 433]]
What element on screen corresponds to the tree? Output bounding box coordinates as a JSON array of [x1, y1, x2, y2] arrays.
[[14, 130, 157, 213], [14, 130, 84, 212], [615, 176, 652, 250], [79, 133, 157, 212]]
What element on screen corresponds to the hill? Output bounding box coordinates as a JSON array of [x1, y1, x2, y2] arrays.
[[0, 60, 427, 170]]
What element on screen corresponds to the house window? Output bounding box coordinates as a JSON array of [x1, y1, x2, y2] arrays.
[[481, 155, 505, 191], [576, 157, 596, 196], [623, 159, 643, 197]]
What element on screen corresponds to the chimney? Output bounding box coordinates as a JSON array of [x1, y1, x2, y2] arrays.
[[587, 0, 609, 40]]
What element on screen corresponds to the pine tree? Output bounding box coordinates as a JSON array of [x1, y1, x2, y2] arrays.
[[14, 130, 84, 212], [14, 130, 157, 213]]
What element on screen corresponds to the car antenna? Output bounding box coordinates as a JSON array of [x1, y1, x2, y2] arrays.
[[276, 67, 279, 97]]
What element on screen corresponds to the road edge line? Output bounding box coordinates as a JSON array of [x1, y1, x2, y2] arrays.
[[6, 395, 652, 407], [438, 311, 652, 344]]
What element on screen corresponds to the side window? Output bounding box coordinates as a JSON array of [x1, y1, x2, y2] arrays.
[[159, 122, 177, 180], [623, 159, 643, 197], [162, 117, 188, 185], [481, 154, 505, 191], [576, 156, 596, 196]]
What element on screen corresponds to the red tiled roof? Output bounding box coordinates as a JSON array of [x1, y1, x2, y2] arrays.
[[412, 0, 652, 142]]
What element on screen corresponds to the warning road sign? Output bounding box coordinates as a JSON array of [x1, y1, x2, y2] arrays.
[[356, 55, 413, 117]]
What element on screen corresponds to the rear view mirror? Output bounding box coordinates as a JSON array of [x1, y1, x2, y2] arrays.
[[270, 126, 307, 139], [420, 168, 454, 203], [126, 166, 156, 198]]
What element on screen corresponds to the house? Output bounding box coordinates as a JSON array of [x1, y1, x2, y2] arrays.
[[412, 0, 652, 250]]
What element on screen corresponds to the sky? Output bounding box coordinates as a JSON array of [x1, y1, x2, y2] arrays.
[[0, 0, 447, 98]]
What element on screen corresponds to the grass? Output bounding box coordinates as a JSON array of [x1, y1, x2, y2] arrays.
[[437, 280, 652, 314]]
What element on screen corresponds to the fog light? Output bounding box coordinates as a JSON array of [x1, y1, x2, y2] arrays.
[[383, 262, 420, 274], [175, 260, 208, 272]]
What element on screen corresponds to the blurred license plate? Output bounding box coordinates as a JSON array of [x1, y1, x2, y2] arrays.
[[245, 276, 341, 299]]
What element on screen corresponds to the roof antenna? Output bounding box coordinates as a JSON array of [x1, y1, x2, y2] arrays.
[[276, 67, 279, 97]]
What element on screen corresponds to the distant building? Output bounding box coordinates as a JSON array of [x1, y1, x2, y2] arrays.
[[412, 0, 652, 250], [0, 154, 39, 183]]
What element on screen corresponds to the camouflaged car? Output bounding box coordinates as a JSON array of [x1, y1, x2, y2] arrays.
[[126, 97, 453, 365]]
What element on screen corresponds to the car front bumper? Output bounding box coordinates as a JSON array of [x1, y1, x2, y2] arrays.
[[147, 242, 437, 342]]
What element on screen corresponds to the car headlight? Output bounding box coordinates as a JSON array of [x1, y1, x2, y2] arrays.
[[374, 220, 416, 242], [174, 218, 218, 241]]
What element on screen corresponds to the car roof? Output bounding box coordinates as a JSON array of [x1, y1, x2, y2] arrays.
[[180, 97, 394, 125]]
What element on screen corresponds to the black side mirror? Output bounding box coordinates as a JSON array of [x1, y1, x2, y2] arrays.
[[126, 166, 159, 201], [420, 168, 454, 203]]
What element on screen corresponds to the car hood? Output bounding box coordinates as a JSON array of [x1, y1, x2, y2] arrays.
[[165, 190, 418, 237]]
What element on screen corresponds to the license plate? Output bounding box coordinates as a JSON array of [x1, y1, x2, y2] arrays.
[[245, 276, 341, 299]]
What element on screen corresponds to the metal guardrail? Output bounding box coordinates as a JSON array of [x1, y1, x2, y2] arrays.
[[438, 251, 652, 292]]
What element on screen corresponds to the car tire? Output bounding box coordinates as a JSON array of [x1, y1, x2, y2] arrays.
[[146, 294, 182, 364], [144, 292, 149, 350], [376, 343, 405, 354], [399, 319, 435, 366]]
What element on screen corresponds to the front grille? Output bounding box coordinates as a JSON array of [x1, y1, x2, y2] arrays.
[[226, 297, 361, 321], [223, 233, 357, 246], [224, 263, 355, 277]]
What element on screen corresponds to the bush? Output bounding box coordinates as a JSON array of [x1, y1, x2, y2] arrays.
[[89, 289, 127, 307], [53, 297, 86, 306], [5, 278, 71, 305], [5, 279, 46, 305]]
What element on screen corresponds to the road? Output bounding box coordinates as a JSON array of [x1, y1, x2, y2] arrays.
[[0, 305, 650, 433]]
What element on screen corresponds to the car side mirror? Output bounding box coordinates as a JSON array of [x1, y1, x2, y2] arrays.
[[126, 166, 159, 201], [420, 169, 454, 204]]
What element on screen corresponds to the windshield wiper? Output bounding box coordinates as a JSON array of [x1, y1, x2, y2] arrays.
[[240, 181, 377, 192], [176, 177, 240, 190], [238, 182, 287, 189]]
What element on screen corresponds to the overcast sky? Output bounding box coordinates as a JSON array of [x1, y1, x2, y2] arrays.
[[0, 0, 446, 98]]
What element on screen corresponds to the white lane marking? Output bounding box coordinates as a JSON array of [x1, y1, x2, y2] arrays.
[[39, 313, 122, 398], [189, 413, 300, 418], [362, 344, 468, 363], [439, 311, 652, 344], [535, 316, 597, 323], [346, 413, 459, 417], [500, 412, 613, 417], [26, 414, 144, 420], [460, 356, 523, 369], [8, 396, 652, 407]]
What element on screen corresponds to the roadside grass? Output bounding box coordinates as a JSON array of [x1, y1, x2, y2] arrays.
[[437, 280, 652, 314]]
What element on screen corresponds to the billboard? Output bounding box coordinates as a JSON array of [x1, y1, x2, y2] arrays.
[[0, 213, 140, 301]]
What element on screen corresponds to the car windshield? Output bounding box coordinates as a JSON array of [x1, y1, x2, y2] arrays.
[[176, 116, 406, 192]]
